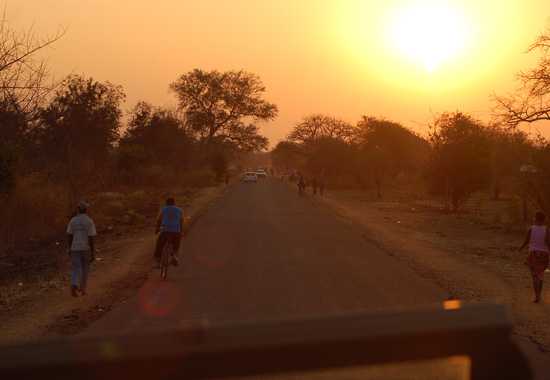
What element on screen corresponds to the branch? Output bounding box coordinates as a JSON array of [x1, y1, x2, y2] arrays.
[[0, 28, 65, 74]]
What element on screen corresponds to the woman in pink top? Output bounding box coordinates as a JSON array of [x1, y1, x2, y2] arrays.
[[519, 211, 550, 303]]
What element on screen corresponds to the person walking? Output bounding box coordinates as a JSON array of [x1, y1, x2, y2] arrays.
[[519, 211, 550, 303], [297, 174, 306, 196], [319, 172, 326, 197], [66, 201, 97, 297], [312, 177, 318, 196]]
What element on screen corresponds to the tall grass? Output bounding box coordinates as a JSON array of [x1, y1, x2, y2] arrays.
[[0, 175, 69, 254]]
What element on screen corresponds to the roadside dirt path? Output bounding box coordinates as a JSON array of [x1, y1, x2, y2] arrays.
[[0, 186, 224, 345], [315, 189, 550, 376]]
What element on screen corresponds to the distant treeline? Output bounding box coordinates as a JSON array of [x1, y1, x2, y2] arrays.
[[272, 112, 550, 213], [273, 26, 550, 214], [1, 68, 278, 198], [0, 68, 278, 249]]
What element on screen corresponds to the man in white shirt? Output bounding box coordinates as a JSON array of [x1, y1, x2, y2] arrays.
[[66, 201, 97, 297]]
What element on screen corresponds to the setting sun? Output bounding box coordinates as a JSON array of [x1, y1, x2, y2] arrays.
[[388, 3, 471, 72], [3, 1, 550, 379]]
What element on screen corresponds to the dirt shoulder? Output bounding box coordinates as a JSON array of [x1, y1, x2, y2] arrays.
[[0, 186, 225, 345], [312, 189, 550, 370]]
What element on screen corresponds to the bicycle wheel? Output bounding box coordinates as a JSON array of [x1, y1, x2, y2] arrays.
[[160, 243, 172, 280]]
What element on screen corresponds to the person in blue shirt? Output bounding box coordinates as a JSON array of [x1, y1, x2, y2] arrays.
[[154, 197, 183, 267]]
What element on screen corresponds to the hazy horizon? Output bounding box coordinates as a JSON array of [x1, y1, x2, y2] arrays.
[[11, 0, 550, 145]]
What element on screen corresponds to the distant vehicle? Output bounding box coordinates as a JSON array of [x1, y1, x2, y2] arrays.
[[255, 171, 267, 179], [242, 172, 258, 183]]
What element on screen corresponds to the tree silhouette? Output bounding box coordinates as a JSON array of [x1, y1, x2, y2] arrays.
[[288, 114, 356, 144], [119, 101, 194, 182], [170, 69, 277, 151], [38, 75, 125, 201], [0, 12, 64, 116], [427, 112, 491, 211], [0, 12, 63, 194], [495, 27, 550, 126], [356, 116, 429, 198], [271, 141, 303, 173]]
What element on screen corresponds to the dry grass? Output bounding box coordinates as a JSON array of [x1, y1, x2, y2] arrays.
[[0, 175, 69, 254], [0, 168, 216, 255], [0, 167, 218, 322]]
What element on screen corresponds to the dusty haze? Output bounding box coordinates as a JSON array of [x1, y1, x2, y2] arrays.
[[11, 0, 550, 144]]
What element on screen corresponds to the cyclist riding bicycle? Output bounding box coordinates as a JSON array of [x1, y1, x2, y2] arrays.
[[154, 197, 183, 268]]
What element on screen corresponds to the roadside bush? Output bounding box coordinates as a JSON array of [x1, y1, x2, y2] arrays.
[[427, 112, 492, 211], [180, 169, 216, 188], [126, 190, 148, 208], [0, 143, 18, 195], [0, 175, 68, 253]]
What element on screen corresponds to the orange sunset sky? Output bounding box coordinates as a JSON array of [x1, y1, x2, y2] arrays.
[[11, 0, 550, 145]]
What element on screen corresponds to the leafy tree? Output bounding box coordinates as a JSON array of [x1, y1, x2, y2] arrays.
[[529, 137, 550, 213], [427, 112, 491, 211], [355, 116, 429, 198], [487, 126, 531, 200], [122, 101, 193, 166], [0, 13, 63, 194], [288, 114, 356, 144], [305, 137, 355, 181], [116, 143, 149, 183], [0, 98, 28, 146], [38, 75, 125, 200], [0, 142, 17, 194], [170, 69, 277, 152], [210, 150, 229, 181], [271, 141, 303, 172], [0, 99, 29, 190]]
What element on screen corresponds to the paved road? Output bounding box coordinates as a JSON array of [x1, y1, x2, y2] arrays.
[[87, 179, 447, 334], [83, 180, 465, 378]]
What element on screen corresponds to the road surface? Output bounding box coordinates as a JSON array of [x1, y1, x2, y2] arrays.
[[82, 180, 468, 378], [86, 179, 447, 332]]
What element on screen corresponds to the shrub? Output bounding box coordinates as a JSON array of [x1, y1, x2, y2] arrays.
[[0, 175, 68, 253], [180, 169, 216, 188], [427, 112, 492, 211], [0, 143, 18, 195]]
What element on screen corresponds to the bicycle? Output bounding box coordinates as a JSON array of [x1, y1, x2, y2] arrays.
[[160, 241, 174, 280]]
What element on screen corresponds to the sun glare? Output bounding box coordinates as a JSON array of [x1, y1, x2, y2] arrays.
[[388, 3, 471, 72]]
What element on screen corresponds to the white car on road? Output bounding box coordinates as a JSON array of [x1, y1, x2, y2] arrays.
[[242, 172, 258, 183]]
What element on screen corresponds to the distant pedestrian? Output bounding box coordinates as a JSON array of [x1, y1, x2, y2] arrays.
[[319, 173, 326, 196], [519, 211, 550, 303], [297, 174, 306, 196], [66, 201, 97, 297], [312, 177, 318, 195]]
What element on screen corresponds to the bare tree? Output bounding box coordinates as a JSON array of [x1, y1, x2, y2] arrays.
[[0, 11, 64, 113], [0, 10, 63, 194], [494, 27, 550, 126]]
